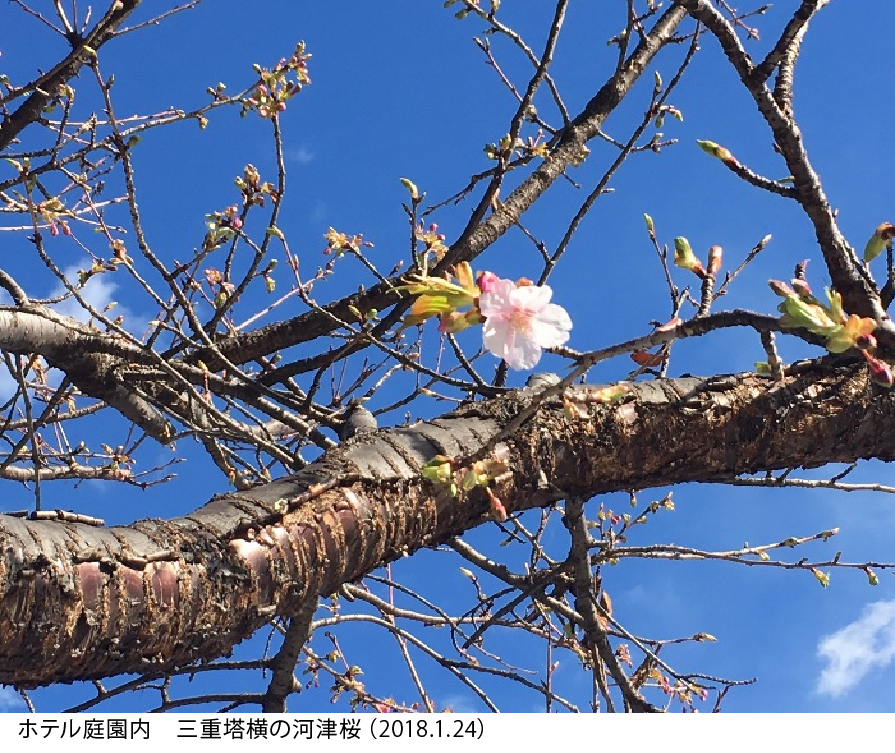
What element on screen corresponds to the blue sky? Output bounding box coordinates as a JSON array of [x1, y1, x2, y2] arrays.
[[3, 0, 895, 712]]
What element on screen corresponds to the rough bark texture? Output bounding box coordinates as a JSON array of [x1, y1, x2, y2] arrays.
[[0, 358, 890, 688]]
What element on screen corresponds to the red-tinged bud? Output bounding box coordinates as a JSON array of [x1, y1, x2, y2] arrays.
[[768, 279, 794, 298], [655, 316, 682, 333], [791, 278, 812, 299], [707, 245, 722, 276], [863, 350, 895, 387], [487, 487, 508, 522], [477, 271, 499, 293], [631, 350, 665, 367]]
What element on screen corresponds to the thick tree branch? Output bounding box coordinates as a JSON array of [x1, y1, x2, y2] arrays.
[[679, 0, 889, 333], [0, 0, 142, 152], [0, 307, 172, 439], [0, 358, 891, 687], [565, 495, 657, 712], [752, 1, 829, 84], [262, 601, 316, 712]]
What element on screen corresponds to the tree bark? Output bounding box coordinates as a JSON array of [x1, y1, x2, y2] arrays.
[[0, 357, 890, 687]]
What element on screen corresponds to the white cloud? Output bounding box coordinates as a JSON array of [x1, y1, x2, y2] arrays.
[[286, 146, 315, 164], [0, 687, 27, 710], [438, 693, 481, 713], [816, 599, 895, 696], [0, 265, 151, 402], [52, 265, 121, 323], [50, 265, 145, 336], [0, 267, 149, 404]]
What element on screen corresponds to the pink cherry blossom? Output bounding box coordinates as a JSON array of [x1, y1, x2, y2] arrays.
[[478, 277, 572, 370]]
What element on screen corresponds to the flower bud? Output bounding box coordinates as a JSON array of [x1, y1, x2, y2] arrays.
[[476, 271, 499, 293], [673, 237, 705, 277], [863, 350, 895, 387], [768, 279, 794, 298], [400, 177, 419, 200], [707, 245, 723, 276], [863, 222, 895, 264], [697, 139, 736, 164]]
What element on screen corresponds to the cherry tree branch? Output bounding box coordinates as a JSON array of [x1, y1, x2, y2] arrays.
[[678, 0, 889, 332]]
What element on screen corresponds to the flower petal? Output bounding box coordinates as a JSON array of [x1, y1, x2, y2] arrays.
[[478, 278, 516, 317], [530, 324, 570, 350], [510, 283, 552, 312], [483, 320, 542, 369], [535, 301, 571, 326], [482, 319, 515, 359], [479, 275, 571, 369], [505, 335, 543, 370]]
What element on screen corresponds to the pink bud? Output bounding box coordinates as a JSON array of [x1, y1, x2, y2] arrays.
[[863, 350, 895, 387], [487, 488, 508, 522], [791, 278, 812, 299], [707, 246, 723, 276], [477, 271, 499, 293], [768, 279, 794, 298]]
